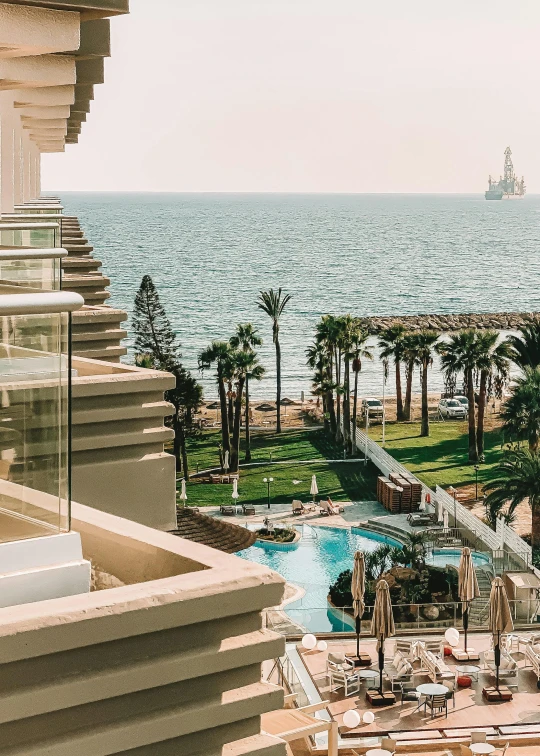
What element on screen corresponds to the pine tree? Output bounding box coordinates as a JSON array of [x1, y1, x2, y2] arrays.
[[132, 275, 180, 370]]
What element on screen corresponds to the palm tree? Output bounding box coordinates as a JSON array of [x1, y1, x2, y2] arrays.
[[475, 331, 510, 458], [402, 332, 419, 421], [351, 324, 373, 443], [307, 340, 334, 433], [500, 367, 540, 453], [338, 315, 356, 453], [407, 330, 438, 436], [315, 315, 341, 438], [229, 350, 260, 472], [257, 288, 291, 433], [484, 448, 540, 548], [379, 325, 408, 421], [437, 330, 479, 462], [506, 318, 540, 370], [198, 340, 232, 460], [230, 323, 263, 462]]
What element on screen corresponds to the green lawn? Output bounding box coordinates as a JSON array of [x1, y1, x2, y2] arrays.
[[367, 420, 504, 491], [182, 428, 379, 508]]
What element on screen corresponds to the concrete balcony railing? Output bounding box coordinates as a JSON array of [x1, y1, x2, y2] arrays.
[[0, 498, 287, 755]]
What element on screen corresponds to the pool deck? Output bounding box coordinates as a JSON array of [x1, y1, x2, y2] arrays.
[[297, 635, 540, 745]]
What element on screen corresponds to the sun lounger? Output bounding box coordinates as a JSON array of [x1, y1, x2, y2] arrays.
[[210, 474, 221, 484], [292, 500, 312, 515], [483, 648, 519, 686], [417, 643, 454, 682], [408, 512, 437, 526], [525, 644, 540, 680], [327, 497, 345, 513], [242, 504, 256, 515], [220, 505, 235, 516], [319, 499, 344, 516], [384, 648, 414, 691]]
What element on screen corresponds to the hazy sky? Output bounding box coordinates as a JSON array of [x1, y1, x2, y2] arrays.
[[43, 0, 540, 193]]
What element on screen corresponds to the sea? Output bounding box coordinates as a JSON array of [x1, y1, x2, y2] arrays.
[[58, 192, 540, 400]]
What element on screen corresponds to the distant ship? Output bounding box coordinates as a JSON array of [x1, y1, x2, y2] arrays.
[[485, 147, 525, 200]]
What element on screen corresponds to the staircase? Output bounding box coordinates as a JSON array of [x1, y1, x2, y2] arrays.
[[469, 568, 492, 626]]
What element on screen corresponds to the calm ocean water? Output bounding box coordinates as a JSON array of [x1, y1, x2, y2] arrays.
[[59, 193, 540, 399]]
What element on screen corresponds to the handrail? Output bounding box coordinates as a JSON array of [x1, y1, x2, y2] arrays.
[[0, 289, 83, 315]]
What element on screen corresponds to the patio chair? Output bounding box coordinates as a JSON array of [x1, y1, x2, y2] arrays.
[[525, 643, 540, 680], [394, 639, 415, 661], [210, 474, 220, 484], [384, 652, 414, 691], [292, 500, 311, 515], [425, 693, 448, 719], [491, 744, 509, 756], [242, 504, 256, 515], [471, 731, 487, 743], [460, 747, 473, 756], [399, 680, 422, 709], [381, 736, 396, 754], [483, 648, 519, 687], [441, 680, 456, 709], [327, 666, 360, 697]]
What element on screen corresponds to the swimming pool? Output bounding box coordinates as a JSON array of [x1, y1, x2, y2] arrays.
[[238, 524, 490, 633]]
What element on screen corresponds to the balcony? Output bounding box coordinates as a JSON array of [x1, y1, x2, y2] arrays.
[[0, 247, 66, 290], [0, 221, 60, 248]]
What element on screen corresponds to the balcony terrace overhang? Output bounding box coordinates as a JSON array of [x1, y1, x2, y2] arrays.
[[0, 0, 129, 20], [0, 54, 76, 91], [13, 84, 75, 107], [0, 2, 79, 59]]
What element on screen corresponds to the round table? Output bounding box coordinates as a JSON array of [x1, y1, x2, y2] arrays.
[[366, 750, 392, 756], [416, 683, 449, 696], [358, 669, 379, 683], [469, 745, 495, 755], [456, 664, 480, 681]]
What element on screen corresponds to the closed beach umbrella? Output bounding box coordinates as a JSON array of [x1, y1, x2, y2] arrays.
[[371, 579, 395, 693], [458, 547, 480, 655], [488, 577, 513, 691], [438, 500, 444, 524], [351, 551, 366, 659], [310, 475, 318, 500], [179, 479, 187, 505], [419, 490, 426, 512], [223, 450, 229, 472], [443, 510, 449, 531], [232, 478, 239, 500]]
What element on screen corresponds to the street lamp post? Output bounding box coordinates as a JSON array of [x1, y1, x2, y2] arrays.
[[474, 465, 480, 500], [263, 477, 274, 509]]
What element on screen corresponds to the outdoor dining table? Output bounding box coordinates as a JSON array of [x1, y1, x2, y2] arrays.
[[469, 745, 495, 755], [415, 683, 449, 714], [365, 750, 392, 756]]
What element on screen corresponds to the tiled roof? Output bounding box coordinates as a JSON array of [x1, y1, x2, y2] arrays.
[[171, 508, 257, 554]]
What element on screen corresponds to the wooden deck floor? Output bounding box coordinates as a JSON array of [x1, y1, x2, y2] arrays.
[[299, 634, 540, 739]]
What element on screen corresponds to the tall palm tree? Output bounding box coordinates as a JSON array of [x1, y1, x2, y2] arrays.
[[307, 340, 332, 433], [402, 332, 419, 421], [351, 324, 373, 446], [475, 331, 510, 458], [437, 330, 479, 462], [484, 448, 540, 548], [408, 330, 438, 436], [379, 325, 408, 421], [198, 340, 232, 460], [230, 323, 263, 462], [506, 318, 540, 370], [229, 350, 260, 472], [500, 367, 540, 453], [338, 315, 356, 453], [257, 288, 291, 434], [316, 315, 342, 439]]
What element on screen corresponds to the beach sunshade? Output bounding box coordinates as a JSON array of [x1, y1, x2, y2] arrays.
[[419, 490, 426, 512], [488, 577, 513, 691], [437, 500, 444, 524], [223, 450, 229, 472], [280, 397, 295, 406], [232, 478, 239, 500], [310, 475, 318, 497], [371, 579, 395, 693], [255, 403, 276, 412], [443, 510, 449, 531], [206, 401, 219, 410], [179, 479, 187, 502], [458, 547, 480, 653], [351, 551, 366, 659]]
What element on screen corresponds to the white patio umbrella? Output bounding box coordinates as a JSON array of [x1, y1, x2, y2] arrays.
[[310, 475, 318, 502], [371, 579, 395, 694], [458, 547, 480, 655], [232, 478, 239, 500], [179, 479, 187, 506], [419, 490, 426, 512], [488, 577, 514, 691], [437, 500, 444, 524], [443, 510, 449, 531], [223, 450, 229, 472], [351, 551, 366, 660]]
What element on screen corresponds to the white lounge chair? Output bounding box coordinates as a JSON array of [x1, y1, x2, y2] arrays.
[[525, 643, 540, 680], [483, 648, 519, 687]]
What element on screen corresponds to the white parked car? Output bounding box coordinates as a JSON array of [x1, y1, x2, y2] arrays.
[[361, 398, 384, 419], [438, 398, 467, 419], [454, 395, 469, 410]]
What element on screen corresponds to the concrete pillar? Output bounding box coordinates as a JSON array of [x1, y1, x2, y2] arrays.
[[13, 118, 22, 206], [0, 92, 15, 213], [22, 131, 31, 203]]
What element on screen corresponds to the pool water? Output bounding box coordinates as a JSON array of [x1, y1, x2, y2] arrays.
[[238, 525, 490, 633]]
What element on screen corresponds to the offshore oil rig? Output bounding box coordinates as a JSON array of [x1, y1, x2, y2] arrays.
[[485, 147, 526, 200]]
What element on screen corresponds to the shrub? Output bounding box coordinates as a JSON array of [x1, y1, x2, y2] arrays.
[[257, 527, 296, 544]]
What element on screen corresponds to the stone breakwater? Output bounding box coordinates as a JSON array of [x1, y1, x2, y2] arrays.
[[359, 312, 539, 335]]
